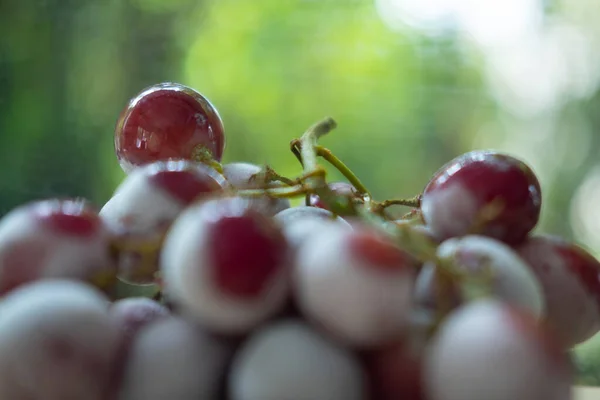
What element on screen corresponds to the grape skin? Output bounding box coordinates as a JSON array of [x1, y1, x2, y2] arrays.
[[115, 82, 226, 173], [418, 235, 545, 318], [100, 161, 226, 285], [110, 297, 170, 343], [161, 197, 290, 334], [222, 162, 290, 216], [229, 319, 367, 400], [274, 206, 352, 251], [0, 280, 119, 400], [0, 200, 115, 295], [424, 300, 572, 400], [421, 150, 541, 244], [517, 235, 600, 348], [294, 225, 415, 347], [118, 316, 231, 400]]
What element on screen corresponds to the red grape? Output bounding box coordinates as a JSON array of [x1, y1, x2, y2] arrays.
[[161, 196, 290, 334], [228, 319, 367, 400], [294, 225, 416, 347], [423, 300, 572, 400], [117, 316, 231, 400], [0, 199, 115, 295], [100, 160, 226, 285], [115, 82, 225, 172], [365, 339, 426, 400], [421, 150, 541, 244], [307, 181, 357, 210], [0, 280, 119, 400], [222, 162, 291, 216], [517, 235, 600, 348], [417, 235, 544, 318]]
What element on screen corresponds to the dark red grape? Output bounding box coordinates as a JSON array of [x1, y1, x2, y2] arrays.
[[115, 83, 225, 172], [421, 150, 541, 244], [365, 339, 426, 400]]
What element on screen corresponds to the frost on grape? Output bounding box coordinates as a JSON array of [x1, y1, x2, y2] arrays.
[[0, 280, 119, 400], [229, 320, 367, 400]]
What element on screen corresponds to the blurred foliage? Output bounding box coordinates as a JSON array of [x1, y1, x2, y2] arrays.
[[1, 0, 600, 384]]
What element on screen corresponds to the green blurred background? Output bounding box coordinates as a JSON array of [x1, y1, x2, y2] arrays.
[[2, 0, 600, 385]]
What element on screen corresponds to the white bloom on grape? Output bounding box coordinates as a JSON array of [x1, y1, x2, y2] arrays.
[[274, 206, 352, 251], [0, 280, 118, 400], [118, 317, 230, 400], [436, 235, 545, 318], [0, 202, 112, 293], [229, 319, 367, 400], [161, 199, 289, 334], [424, 300, 572, 400], [294, 225, 414, 347], [101, 160, 225, 285], [100, 165, 188, 234], [518, 236, 600, 348], [421, 181, 479, 241], [223, 162, 290, 215]]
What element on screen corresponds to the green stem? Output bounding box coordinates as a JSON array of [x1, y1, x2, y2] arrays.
[[315, 145, 370, 196], [378, 195, 422, 209], [299, 117, 337, 180], [236, 184, 308, 199], [294, 118, 360, 216]]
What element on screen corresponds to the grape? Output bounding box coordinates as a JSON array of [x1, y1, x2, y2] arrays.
[[114, 82, 225, 172], [421, 150, 541, 244], [365, 339, 426, 400], [517, 235, 600, 348], [0, 199, 116, 295], [294, 225, 416, 347], [118, 316, 231, 400], [100, 160, 226, 285], [307, 181, 358, 210], [424, 300, 572, 400], [110, 297, 170, 344], [222, 162, 290, 216], [417, 235, 544, 318], [274, 206, 352, 250], [414, 262, 461, 312], [161, 196, 290, 334], [229, 319, 367, 400], [0, 280, 119, 400]]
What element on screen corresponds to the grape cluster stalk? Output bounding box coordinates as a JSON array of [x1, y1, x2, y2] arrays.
[[0, 82, 595, 400]]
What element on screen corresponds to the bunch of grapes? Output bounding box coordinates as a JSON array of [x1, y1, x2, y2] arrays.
[[0, 82, 597, 400]]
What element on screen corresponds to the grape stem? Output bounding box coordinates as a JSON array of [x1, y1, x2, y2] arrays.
[[376, 195, 421, 209], [235, 184, 308, 198], [249, 166, 296, 187], [314, 146, 371, 196], [293, 118, 359, 216]]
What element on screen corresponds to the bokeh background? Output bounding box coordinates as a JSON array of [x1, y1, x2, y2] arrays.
[[2, 0, 600, 385]]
